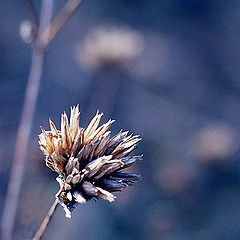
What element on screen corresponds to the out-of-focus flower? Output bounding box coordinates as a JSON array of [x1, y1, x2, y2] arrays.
[[39, 105, 142, 217], [195, 124, 238, 162], [155, 159, 196, 195], [77, 26, 144, 69]]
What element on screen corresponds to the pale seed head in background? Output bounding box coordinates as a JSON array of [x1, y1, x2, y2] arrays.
[[77, 26, 144, 70]]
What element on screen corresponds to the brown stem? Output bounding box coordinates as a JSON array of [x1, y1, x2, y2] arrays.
[[32, 199, 59, 240], [40, 0, 84, 48]]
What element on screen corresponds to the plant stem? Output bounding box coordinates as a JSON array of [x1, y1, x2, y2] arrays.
[[32, 199, 59, 240], [0, 47, 45, 240], [41, 0, 84, 48], [23, 0, 39, 27], [0, 1, 53, 239], [1, 0, 84, 239]]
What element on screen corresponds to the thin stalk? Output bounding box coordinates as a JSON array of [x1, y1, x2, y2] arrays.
[[0, 47, 44, 240], [41, 0, 84, 48], [0, 1, 53, 239], [1, 0, 84, 239], [32, 199, 59, 240], [23, 0, 39, 27]]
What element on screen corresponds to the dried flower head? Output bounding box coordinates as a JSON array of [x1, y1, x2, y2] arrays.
[[39, 106, 142, 217], [77, 26, 144, 69]]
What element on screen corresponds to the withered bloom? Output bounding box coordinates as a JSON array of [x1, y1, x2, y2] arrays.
[[39, 106, 142, 217], [77, 26, 144, 69]]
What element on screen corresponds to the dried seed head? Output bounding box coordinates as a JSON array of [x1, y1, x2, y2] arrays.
[[39, 106, 142, 217], [77, 26, 144, 69]]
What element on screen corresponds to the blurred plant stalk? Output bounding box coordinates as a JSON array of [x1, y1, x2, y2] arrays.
[[0, 0, 84, 239]]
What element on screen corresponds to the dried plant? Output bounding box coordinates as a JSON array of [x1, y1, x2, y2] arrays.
[[77, 26, 144, 69], [39, 105, 142, 218]]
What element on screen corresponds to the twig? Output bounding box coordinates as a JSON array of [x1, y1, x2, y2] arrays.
[[0, 1, 53, 239], [1, 0, 86, 239], [23, 0, 38, 27], [0, 47, 45, 240], [40, 0, 84, 48], [32, 199, 59, 240]]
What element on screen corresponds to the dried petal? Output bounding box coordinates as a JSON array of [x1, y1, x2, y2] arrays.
[[82, 181, 98, 196], [72, 174, 82, 184], [51, 152, 67, 167], [84, 111, 103, 142], [94, 131, 111, 157], [119, 155, 143, 170], [67, 192, 73, 201], [71, 128, 84, 157], [97, 173, 141, 192], [66, 175, 73, 184], [49, 118, 58, 137], [73, 191, 86, 204], [61, 112, 72, 152], [65, 157, 75, 175], [93, 160, 123, 180], [82, 155, 112, 177], [88, 120, 115, 143], [114, 145, 136, 159], [69, 105, 80, 142], [111, 135, 141, 156], [95, 187, 115, 202], [39, 127, 54, 154], [107, 130, 128, 148], [64, 183, 72, 191]]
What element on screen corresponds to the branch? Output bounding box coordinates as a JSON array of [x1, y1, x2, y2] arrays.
[[39, 0, 84, 48], [23, 0, 39, 27]]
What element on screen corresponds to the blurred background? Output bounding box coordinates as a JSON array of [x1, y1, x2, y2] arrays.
[[2, 0, 240, 239]]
